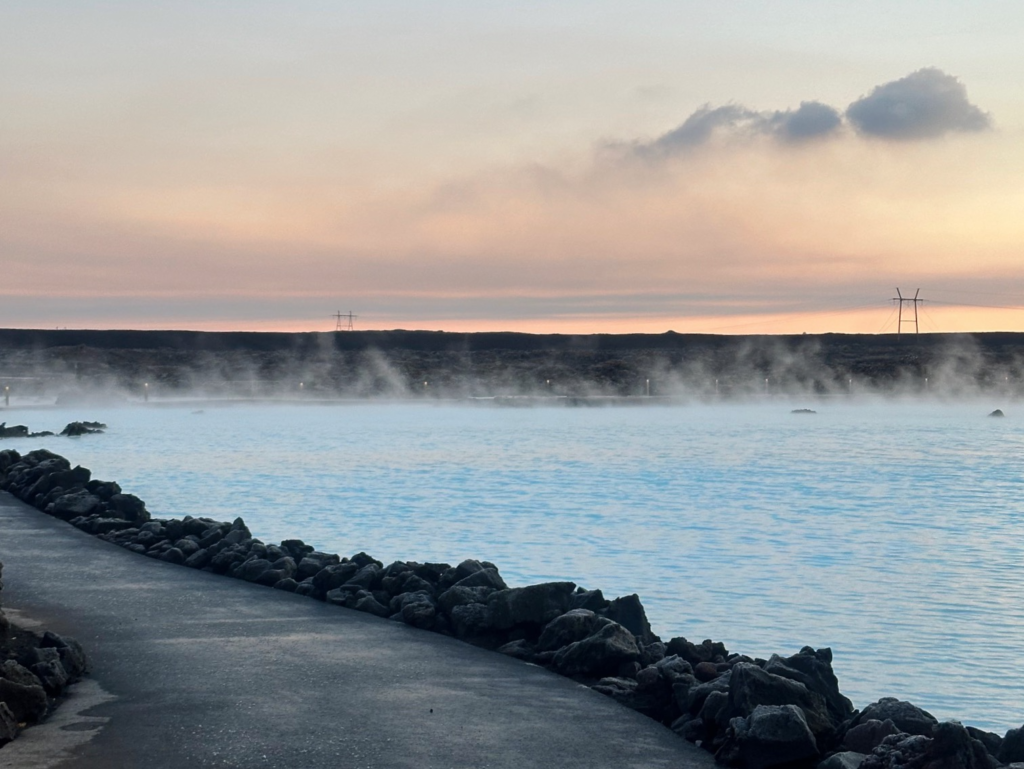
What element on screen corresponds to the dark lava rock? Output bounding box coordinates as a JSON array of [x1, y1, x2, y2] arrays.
[[0, 678, 48, 723], [602, 593, 658, 645], [764, 647, 853, 726], [850, 698, 937, 738], [843, 719, 902, 754], [552, 621, 640, 677], [60, 421, 106, 436], [861, 722, 991, 769], [487, 582, 576, 630], [49, 490, 102, 520], [998, 725, 1024, 764], [537, 609, 608, 652], [667, 636, 729, 667], [107, 493, 150, 523], [988, 409, 1005, 417], [0, 702, 18, 744], [718, 703, 819, 769]]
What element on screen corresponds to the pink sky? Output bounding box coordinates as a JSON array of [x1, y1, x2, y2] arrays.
[[3, 3, 1024, 334]]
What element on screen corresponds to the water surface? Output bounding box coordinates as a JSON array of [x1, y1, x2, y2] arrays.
[[7, 399, 1023, 731]]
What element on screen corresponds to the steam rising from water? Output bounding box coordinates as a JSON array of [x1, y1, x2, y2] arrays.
[[2, 333, 1024, 405]]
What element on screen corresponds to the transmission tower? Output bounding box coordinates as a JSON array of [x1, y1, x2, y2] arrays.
[[892, 288, 921, 338], [332, 310, 358, 331]]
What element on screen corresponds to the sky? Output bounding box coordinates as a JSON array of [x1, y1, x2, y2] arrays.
[[2, 1, 1024, 334]]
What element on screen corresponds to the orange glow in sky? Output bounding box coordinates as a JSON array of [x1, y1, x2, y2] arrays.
[[3, 4, 1024, 335]]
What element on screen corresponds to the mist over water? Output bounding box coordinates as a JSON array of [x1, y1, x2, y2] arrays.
[[4, 399, 1023, 732]]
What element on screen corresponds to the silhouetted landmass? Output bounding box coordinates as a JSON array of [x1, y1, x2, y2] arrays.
[[1, 328, 1023, 399]]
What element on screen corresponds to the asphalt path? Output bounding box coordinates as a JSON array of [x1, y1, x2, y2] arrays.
[[0, 492, 713, 769]]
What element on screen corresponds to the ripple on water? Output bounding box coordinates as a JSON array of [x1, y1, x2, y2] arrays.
[[11, 399, 1024, 732]]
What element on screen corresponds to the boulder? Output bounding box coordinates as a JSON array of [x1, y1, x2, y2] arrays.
[[296, 552, 341, 581], [354, 595, 391, 618], [861, 723, 991, 769], [400, 596, 437, 629], [765, 648, 854, 726], [537, 609, 608, 652], [451, 568, 507, 592], [843, 719, 902, 754], [552, 621, 640, 677], [496, 639, 536, 662], [965, 727, 1001, 760], [448, 602, 496, 639], [0, 678, 48, 723], [437, 585, 493, 616], [998, 726, 1024, 764], [570, 588, 609, 612], [108, 493, 150, 523], [667, 636, 730, 667], [312, 563, 360, 593], [0, 660, 41, 688], [602, 594, 658, 645], [719, 704, 820, 769], [486, 582, 576, 630], [49, 490, 102, 520], [818, 751, 867, 769], [850, 698, 937, 738], [726, 663, 836, 749], [60, 421, 105, 436], [30, 657, 68, 695], [0, 702, 18, 745]]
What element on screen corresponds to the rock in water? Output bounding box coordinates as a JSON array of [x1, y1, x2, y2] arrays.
[[988, 409, 1005, 417], [60, 421, 106, 436]]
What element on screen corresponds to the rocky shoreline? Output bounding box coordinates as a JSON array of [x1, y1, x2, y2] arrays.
[[0, 558, 88, 747], [0, 448, 1021, 769]]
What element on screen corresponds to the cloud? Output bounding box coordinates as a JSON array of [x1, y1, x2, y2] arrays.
[[631, 69, 989, 158], [767, 101, 844, 142], [637, 100, 842, 157], [846, 68, 990, 140]]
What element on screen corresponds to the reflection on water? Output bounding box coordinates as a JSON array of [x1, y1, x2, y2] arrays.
[[8, 400, 1024, 731]]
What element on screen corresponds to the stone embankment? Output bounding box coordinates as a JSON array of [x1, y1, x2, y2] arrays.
[[0, 558, 88, 747], [1, 446, 1022, 769]]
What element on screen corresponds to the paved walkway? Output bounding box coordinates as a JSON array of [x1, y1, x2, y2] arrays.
[[0, 492, 713, 769]]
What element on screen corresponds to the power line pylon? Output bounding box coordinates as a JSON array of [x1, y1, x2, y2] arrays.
[[892, 288, 921, 338], [332, 310, 357, 331]]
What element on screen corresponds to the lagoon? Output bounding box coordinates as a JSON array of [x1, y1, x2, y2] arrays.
[[6, 399, 1023, 732]]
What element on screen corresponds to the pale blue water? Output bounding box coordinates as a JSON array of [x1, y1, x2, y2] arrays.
[[6, 400, 1024, 732]]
